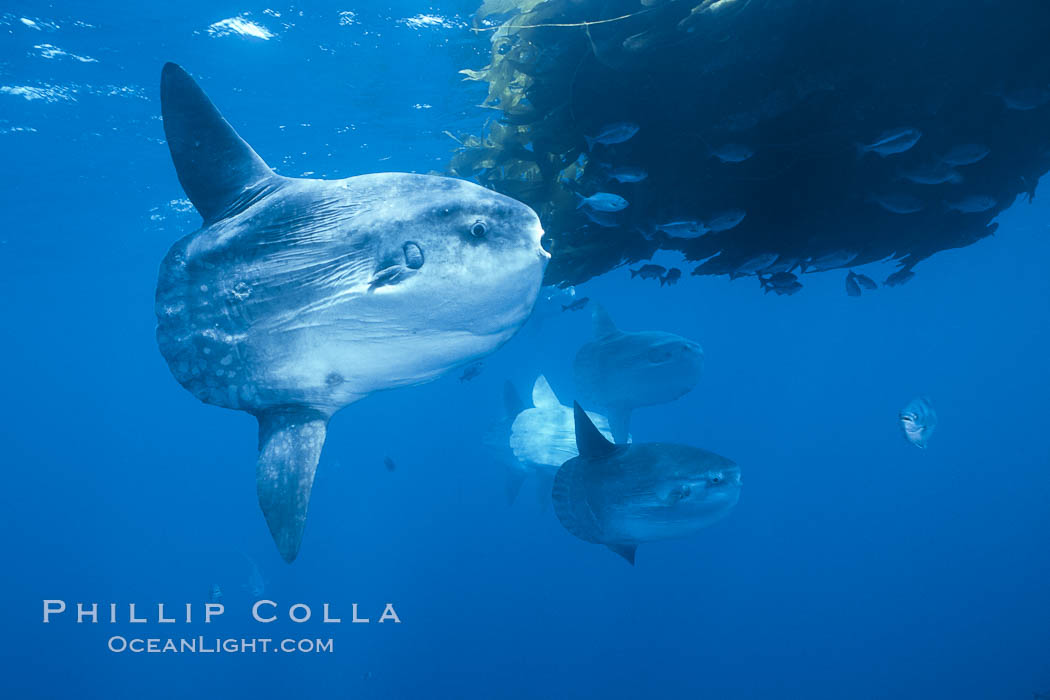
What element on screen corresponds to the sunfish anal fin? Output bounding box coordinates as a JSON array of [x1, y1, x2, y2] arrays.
[[502, 380, 525, 418], [255, 407, 328, 563], [605, 543, 637, 565], [160, 63, 277, 223], [606, 405, 632, 445]]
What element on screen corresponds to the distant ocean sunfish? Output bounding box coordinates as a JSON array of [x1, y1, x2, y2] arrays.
[[553, 403, 742, 564], [899, 396, 937, 449], [572, 305, 703, 442], [154, 64, 548, 562]]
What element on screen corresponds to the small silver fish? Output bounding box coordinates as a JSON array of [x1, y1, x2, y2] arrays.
[[805, 250, 859, 272], [585, 122, 640, 150], [899, 163, 963, 185], [760, 256, 800, 275], [606, 166, 648, 183], [582, 208, 621, 227], [733, 252, 779, 277], [884, 268, 915, 287], [631, 264, 666, 281], [1000, 87, 1050, 111], [869, 192, 924, 214], [656, 220, 706, 238], [941, 143, 990, 166], [945, 195, 996, 213], [858, 127, 922, 157], [209, 583, 223, 603], [562, 296, 590, 312], [852, 271, 877, 290], [711, 143, 754, 163], [577, 192, 629, 212], [845, 271, 861, 297], [705, 209, 747, 232], [661, 268, 682, 286], [459, 363, 484, 382], [899, 396, 937, 449], [760, 271, 798, 294]]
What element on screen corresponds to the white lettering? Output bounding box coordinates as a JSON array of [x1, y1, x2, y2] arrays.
[[252, 600, 277, 623], [42, 600, 65, 623]]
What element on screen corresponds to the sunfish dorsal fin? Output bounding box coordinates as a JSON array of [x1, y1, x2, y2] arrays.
[[592, 304, 619, 339], [532, 375, 560, 408], [160, 63, 277, 223], [573, 401, 617, 459], [255, 407, 328, 563]]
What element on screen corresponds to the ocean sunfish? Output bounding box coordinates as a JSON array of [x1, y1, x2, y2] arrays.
[[506, 375, 618, 504], [572, 304, 703, 442], [899, 396, 937, 449], [552, 403, 741, 565], [154, 64, 548, 561]]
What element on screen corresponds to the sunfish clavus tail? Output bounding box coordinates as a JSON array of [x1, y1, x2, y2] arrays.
[[156, 64, 548, 562]]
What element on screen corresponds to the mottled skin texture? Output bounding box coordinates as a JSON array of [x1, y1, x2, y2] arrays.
[[155, 64, 547, 561], [156, 174, 546, 413], [553, 404, 741, 564], [572, 305, 703, 443]]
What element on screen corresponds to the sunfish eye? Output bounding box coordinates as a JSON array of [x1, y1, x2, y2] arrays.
[[470, 219, 488, 237]]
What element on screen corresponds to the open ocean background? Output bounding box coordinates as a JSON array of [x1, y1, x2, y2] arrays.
[[1, 2, 1048, 698]]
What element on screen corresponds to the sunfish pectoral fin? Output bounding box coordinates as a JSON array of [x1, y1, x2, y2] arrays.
[[255, 407, 329, 563], [368, 265, 416, 291], [160, 63, 278, 223], [605, 543, 637, 565]]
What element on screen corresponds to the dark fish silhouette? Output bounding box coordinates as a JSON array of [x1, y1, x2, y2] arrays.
[[630, 264, 666, 280], [885, 268, 916, 287], [383, 456, 396, 472], [552, 403, 742, 565], [562, 296, 590, 312], [846, 271, 862, 297], [853, 271, 878, 289], [761, 272, 800, 295], [660, 268, 682, 286], [459, 363, 484, 382]]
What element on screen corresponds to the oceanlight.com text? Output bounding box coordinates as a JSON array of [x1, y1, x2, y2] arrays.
[[107, 636, 334, 654]]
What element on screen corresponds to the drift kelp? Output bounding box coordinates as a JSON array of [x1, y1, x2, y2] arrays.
[[453, 0, 1050, 289]]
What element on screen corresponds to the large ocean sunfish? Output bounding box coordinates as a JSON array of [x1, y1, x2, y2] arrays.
[[154, 64, 548, 562]]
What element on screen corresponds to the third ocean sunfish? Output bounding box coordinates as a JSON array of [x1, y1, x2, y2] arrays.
[[572, 304, 703, 443]]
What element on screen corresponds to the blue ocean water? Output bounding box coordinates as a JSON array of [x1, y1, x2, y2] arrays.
[[1, 2, 1049, 698]]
